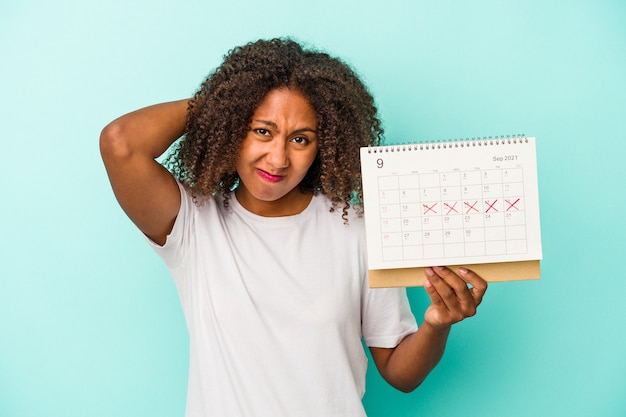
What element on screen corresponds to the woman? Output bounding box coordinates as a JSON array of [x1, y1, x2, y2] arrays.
[[100, 38, 487, 417]]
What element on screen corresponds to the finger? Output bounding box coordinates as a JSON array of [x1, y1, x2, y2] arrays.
[[431, 266, 487, 320], [423, 268, 445, 305], [426, 267, 462, 311], [457, 267, 488, 305], [433, 266, 475, 304]]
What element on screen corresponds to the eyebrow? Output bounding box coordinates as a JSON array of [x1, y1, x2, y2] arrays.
[[253, 119, 317, 135]]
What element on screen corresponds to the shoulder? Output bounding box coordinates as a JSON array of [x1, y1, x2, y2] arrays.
[[310, 193, 363, 219], [167, 183, 227, 240], [309, 194, 365, 240], [179, 185, 225, 214]]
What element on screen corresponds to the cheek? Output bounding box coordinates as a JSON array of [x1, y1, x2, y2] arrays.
[[235, 141, 256, 166], [298, 152, 319, 179], [308, 147, 320, 169], [298, 150, 317, 170]]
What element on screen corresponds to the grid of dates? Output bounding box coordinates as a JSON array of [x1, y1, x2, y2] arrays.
[[378, 168, 527, 262]]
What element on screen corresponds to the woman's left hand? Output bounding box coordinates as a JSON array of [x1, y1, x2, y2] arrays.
[[423, 266, 488, 329]]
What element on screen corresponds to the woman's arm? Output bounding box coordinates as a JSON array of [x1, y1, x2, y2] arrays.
[[99, 100, 189, 245], [370, 266, 488, 392]]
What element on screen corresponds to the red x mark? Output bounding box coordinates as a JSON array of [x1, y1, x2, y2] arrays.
[[444, 202, 459, 215], [464, 201, 479, 214], [423, 203, 438, 215], [485, 199, 499, 213], [506, 198, 520, 211]]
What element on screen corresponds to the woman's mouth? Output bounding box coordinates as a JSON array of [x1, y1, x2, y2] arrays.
[[256, 168, 285, 183]]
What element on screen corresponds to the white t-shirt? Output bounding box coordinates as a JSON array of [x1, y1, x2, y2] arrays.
[[148, 183, 417, 417]]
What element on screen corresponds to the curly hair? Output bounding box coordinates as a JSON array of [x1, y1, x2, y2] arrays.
[[164, 37, 383, 220]]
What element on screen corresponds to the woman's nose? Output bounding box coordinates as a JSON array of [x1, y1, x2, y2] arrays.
[[267, 140, 289, 168]]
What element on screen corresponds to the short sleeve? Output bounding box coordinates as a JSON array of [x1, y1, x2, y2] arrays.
[[145, 181, 192, 269], [361, 285, 418, 348]]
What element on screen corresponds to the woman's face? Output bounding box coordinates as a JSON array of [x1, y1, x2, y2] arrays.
[[235, 88, 319, 216]]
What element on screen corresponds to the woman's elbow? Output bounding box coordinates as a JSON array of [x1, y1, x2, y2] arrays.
[[99, 121, 132, 162], [391, 379, 422, 394]]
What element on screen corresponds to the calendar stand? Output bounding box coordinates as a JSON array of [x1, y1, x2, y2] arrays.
[[368, 260, 540, 288]]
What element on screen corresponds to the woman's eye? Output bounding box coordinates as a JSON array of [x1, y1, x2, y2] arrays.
[[292, 136, 308, 145], [255, 128, 270, 136]]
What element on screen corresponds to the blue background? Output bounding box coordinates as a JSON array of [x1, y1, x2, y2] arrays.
[[1, 0, 625, 416]]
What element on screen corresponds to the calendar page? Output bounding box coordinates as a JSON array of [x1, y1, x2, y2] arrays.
[[360, 137, 542, 270]]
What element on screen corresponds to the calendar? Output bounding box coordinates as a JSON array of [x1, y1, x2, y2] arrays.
[[360, 136, 542, 274]]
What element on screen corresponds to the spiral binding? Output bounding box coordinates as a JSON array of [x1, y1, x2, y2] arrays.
[[366, 134, 529, 153]]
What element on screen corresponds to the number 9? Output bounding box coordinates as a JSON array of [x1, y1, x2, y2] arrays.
[[376, 158, 383, 169]]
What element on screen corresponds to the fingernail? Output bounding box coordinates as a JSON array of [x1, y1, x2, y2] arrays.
[[424, 279, 432, 288], [425, 267, 434, 277], [458, 267, 468, 275]]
